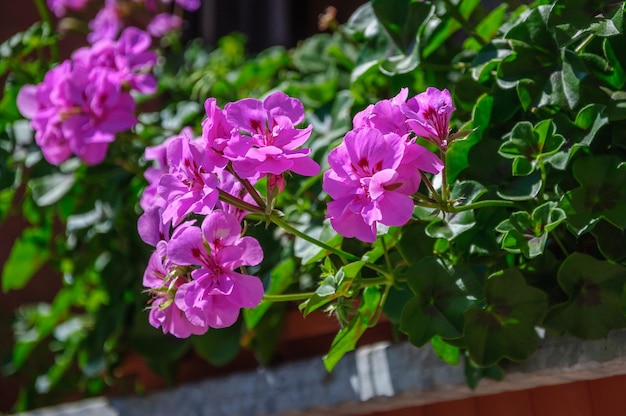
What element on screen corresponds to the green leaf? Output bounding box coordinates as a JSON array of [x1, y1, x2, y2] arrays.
[[463, 4, 508, 51], [300, 261, 364, 316], [549, 104, 609, 168], [496, 202, 566, 259], [422, 0, 481, 58], [592, 221, 626, 262], [544, 253, 626, 339], [371, 0, 434, 54], [2, 226, 51, 292], [464, 269, 548, 366], [323, 286, 382, 371], [400, 258, 475, 347], [497, 170, 542, 201], [560, 155, 626, 235], [192, 323, 242, 366], [431, 335, 460, 366], [537, 49, 586, 110], [425, 181, 487, 240], [446, 94, 493, 183], [28, 173, 75, 207], [499, 120, 565, 175], [464, 357, 504, 389], [244, 259, 295, 329]]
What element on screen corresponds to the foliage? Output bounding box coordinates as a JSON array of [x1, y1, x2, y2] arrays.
[[3, 0, 626, 411]]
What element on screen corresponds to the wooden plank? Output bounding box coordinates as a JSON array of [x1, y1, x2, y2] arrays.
[[588, 374, 626, 416], [530, 381, 593, 416], [475, 390, 534, 416]]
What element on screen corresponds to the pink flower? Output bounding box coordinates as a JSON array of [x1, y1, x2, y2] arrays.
[[403, 87, 455, 147], [353, 88, 410, 137], [140, 128, 189, 211], [323, 127, 443, 243], [17, 28, 156, 166], [157, 132, 219, 225], [147, 13, 183, 37], [202, 98, 234, 169], [17, 61, 137, 165], [167, 211, 264, 329], [144, 241, 207, 338], [47, 0, 90, 17], [88, 1, 121, 43], [223, 91, 320, 179]]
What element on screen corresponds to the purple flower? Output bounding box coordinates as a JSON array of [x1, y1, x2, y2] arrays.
[[157, 132, 219, 225], [353, 88, 410, 137], [147, 13, 183, 37], [323, 127, 443, 243], [202, 98, 233, 169], [403, 87, 455, 147], [143, 242, 208, 338], [18, 28, 156, 166], [167, 211, 264, 329], [139, 128, 188, 211], [87, 1, 121, 43], [223, 91, 320, 179], [175, 0, 200, 11], [17, 62, 74, 165], [47, 0, 90, 17]]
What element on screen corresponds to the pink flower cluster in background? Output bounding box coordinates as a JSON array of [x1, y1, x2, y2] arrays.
[[47, 0, 199, 41], [139, 92, 320, 337], [323, 88, 453, 242], [17, 27, 157, 166]]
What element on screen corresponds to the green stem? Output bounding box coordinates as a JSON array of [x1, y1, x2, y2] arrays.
[[262, 292, 316, 303], [449, 200, 516, 213], [269, 213, 360, 262], [33, 0, 58, 61], [538, 158, 548, 200], [551, 231, 569, 257], [413, 191, 438, 204], [227, 163, 266, 210], [440, 148, 450, 203], [420, 171, 442, 203], [574, 33, 595, 53], [362, 262, 391, 278], [218, 189, 265, 214], [441, 0, 488, 46]]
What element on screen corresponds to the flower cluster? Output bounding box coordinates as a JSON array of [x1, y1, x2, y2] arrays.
[[17, 27, 157, 166], [139, 91, 320, 336], [47, 0, 200, 41], [323, 88, 453, 242]]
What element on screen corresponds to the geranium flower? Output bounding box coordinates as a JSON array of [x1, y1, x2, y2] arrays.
[[157, 132, 219, 226], [223, 91, 320, 179], [324, 126, 443, 242], [403, 87, 455, 147], [353, 88, 410, 137], [167, 211, 264, 329], [143, 241, 207, 338]]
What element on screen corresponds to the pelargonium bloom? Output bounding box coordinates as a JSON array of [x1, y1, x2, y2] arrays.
[[144, 241, 207, 338], [167, 210, 264, 329], [140, 128, 190, 211], [17, 60, 137, 165], [323, 127, 442, 243], [74, 27, 158, 95], [223, 91, 320, 179], [157, 132, 219, 226], [147, 13, 183, 37], [87, 0, 121, 43], [353, 88, 410, 137], [403, 87, 455, 147], [47, 0, 90, 17]]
